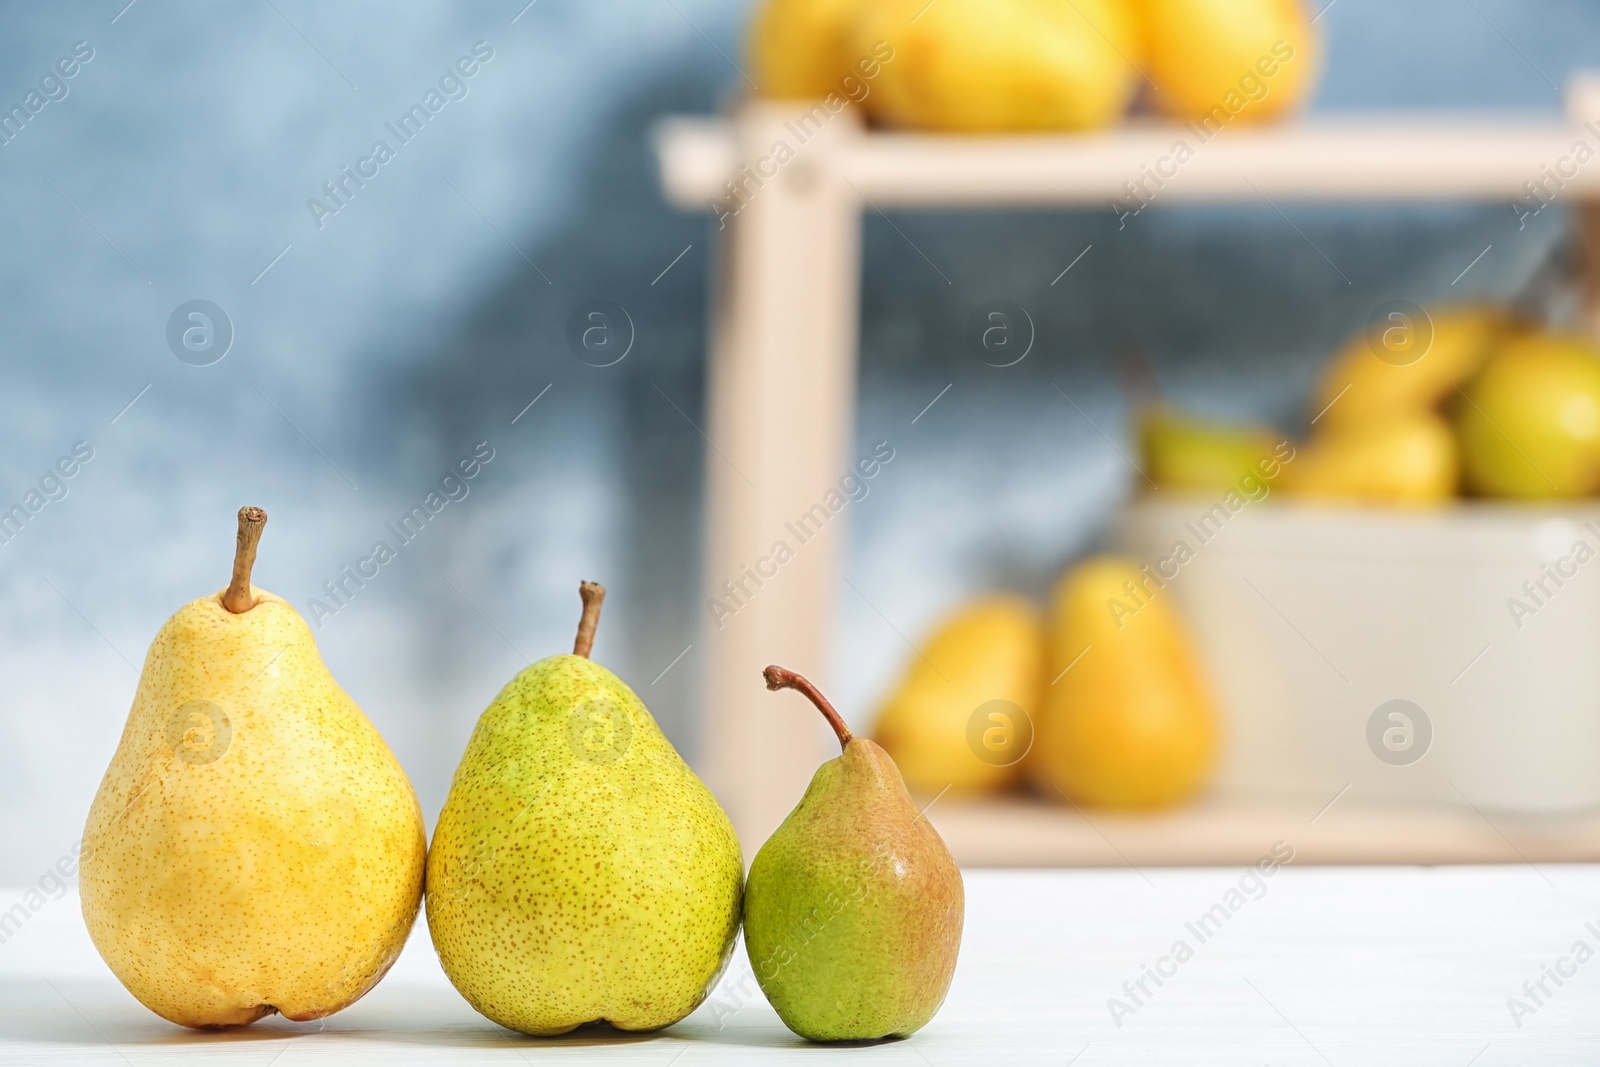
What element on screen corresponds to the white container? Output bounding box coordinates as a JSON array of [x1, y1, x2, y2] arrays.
[[1115, 497, 1600, 815]]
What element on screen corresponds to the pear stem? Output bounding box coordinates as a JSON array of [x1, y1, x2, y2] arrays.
[[222, 507, 267, 614], [573, 581, 606, 658], [763, 665, 853, 750]]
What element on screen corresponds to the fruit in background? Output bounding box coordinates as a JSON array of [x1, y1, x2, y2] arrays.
[[1280, 412, 1458, 505], [1309, 305, 1520, 430], [1029, 557, 1217, 809], [1455, 332, 1600, 499], [1138, 0, 1319, 123], [750, 0, 860, 99], [857, 0, 1141, 131], [1139, 406, 1286, 492], [872, 595, 1044, 795], [427, 583, 742, 1035], [745, 667, 964, 1042], [80, 508, 426, 1029]]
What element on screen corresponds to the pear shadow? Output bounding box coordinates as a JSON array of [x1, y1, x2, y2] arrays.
[[826, 1038, 905, 1049], [363, 1028, 663, 1050], [0, 980, 349, 1047], [502, 1020, 663, 1047], [1, 978, 699, 1050], [122, 1020, 328, 1046], [684, 1027, 902, 1050], [275, 1024, 823, 1052]]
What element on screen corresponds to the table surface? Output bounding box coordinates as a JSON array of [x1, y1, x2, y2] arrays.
[[929, 795, 1600, 868], [4, 868, 1599, 1065]]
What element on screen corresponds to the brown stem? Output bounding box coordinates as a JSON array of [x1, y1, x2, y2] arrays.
[[573, 581, 605, 658], [763, 665, 853, 750], [222, 507, 267, 614]]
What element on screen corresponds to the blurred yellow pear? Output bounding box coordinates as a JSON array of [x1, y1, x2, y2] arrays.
[[1310, 305, 1521, 430], [1139, 0, 1319, 124], [857, 0, 1140, 131], [1029, 557, 1217, 810], [1280, 412, 1457, 505], [1456, 331, 1600, 499], [749, 0, 863, 99], [873, 596, 1044, 795]]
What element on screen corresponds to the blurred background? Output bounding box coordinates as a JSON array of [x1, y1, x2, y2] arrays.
[[2, 0, 1598, 883]]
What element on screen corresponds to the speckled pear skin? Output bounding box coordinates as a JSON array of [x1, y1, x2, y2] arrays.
[[425, 654, 743, 1035], [743, 738, 964, 1041], [80, 588, 427, 1029]]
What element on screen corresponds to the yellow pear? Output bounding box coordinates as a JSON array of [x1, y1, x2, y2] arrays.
[[1309, 305, 1521, 430], [1138, 0, 1319, 123], [749, 0, 862, 99], [871, 595, 1044, 796], [1029, 557, 1217, 809], [1280, 412, 1457, 505], [80, 508, 426, 1029], [857, 0, 1140, 131]]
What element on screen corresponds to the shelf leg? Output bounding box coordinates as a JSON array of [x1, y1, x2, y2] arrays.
[[698, 102, 864, 855], [1576, 203, 1600, 337], [1564, 77, 1600, 336]]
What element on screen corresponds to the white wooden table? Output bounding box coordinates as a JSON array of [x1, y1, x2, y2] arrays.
[[6, 870, 1599, 1063]]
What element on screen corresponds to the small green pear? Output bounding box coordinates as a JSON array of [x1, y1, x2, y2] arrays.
[[81, 508, 426, 1028], [744, 667, 964, 1042], [426, 582, 743, 1035], [1139, 406, 1286, 493]]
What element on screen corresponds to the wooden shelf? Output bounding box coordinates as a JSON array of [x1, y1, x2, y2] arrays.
[[927, 794, 1600, 868], [654, 84, 1600, 859], [658, 91, 1600, 209]]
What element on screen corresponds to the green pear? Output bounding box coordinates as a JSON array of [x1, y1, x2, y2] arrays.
[[426, 582, 742, 1035], [80, 508, 427, 1029], [744, 667, 964, 1042], [1138, 406, 1287, 493], [1455, 331, 1600, 498]]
